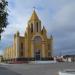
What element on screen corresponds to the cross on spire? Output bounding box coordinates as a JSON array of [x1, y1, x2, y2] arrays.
[[33, 6, 36, 11]]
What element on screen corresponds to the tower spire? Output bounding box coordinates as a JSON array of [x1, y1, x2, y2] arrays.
[[29, 8, 39, 21]]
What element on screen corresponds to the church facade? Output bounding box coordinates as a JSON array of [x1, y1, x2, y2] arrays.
[[3, 10, 53, 62]]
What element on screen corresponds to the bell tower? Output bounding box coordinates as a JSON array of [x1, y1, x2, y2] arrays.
[[28, 10, 41, 33]]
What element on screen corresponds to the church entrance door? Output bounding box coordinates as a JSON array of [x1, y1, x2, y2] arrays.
[[35, 49, 41, 60]]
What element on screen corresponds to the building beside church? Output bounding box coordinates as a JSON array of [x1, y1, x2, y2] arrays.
[[3, 10, 53, 62]]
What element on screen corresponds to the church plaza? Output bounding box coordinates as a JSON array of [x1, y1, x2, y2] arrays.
[[0, 62, 75, 75]]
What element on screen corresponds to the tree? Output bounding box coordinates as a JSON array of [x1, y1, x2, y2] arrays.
[[0, 0, 8, 40]]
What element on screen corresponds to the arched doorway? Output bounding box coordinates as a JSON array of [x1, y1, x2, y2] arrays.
[[35, 49, 40, 60], [33, 36, 42, 60]]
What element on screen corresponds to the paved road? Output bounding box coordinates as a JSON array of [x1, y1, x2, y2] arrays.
[[0, 64, 21, 75], [0, 62, 75, 75]]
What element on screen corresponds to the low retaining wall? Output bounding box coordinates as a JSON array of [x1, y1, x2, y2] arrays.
[[30, 61, 57, 64]]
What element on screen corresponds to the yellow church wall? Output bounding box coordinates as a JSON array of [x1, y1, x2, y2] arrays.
[[13, 33, 20, 58], [13, 37, 17, 58], [4, 48, 10, 60], [3, 48, 7, 60], [24, 38, 28, 57], [6, 48, 9, 59]]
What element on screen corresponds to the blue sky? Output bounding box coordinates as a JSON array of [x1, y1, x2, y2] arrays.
[[0, 0, 75, 56]]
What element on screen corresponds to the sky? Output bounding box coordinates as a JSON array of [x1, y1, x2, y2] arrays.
[[0, 0, 75, 56]]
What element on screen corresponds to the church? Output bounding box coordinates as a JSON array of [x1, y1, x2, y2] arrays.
[[3, 10, 53, 62]]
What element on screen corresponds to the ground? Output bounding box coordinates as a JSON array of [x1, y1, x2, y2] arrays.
[[0, 62, 75, 75]]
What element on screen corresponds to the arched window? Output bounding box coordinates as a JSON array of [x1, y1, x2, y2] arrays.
[[20, 42, 23, 57], [48, 50, 51, 57], [36, 22, 38, 32], [48, 44, 50, 50], [31, 23, 33, 32], [21, 43, 23, 50], [33, 36, 42, 44]]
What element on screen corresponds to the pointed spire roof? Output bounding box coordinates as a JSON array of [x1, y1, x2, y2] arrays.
[[43, 26, 46, 32], [30, 10, 39, 21], [16, 31, 19, 36], [50, 35, 53, 39]]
